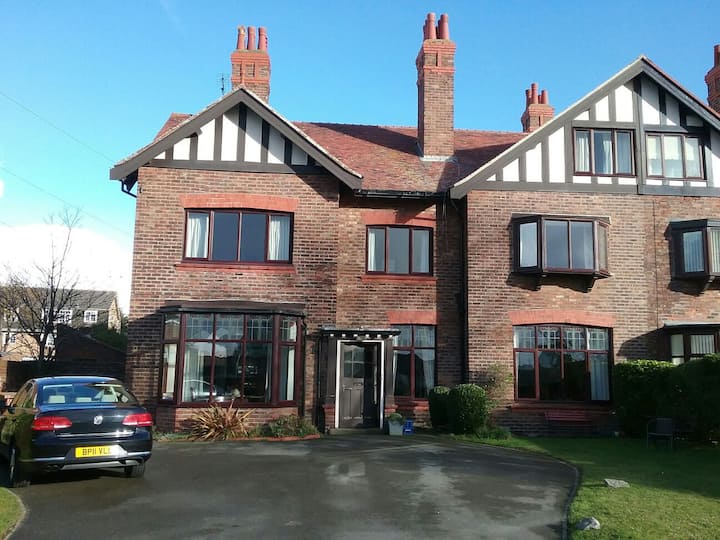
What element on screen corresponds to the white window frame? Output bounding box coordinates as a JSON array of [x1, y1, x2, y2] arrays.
[[57, 309, 73, 324], [83, 310, 99, 324]]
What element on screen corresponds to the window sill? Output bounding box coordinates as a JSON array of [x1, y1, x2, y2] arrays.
[[176, 262, 296, 274], [361, 274, 437, 284]]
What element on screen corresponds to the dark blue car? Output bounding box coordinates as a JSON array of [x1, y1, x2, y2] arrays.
[[0, 376, 153, 486]]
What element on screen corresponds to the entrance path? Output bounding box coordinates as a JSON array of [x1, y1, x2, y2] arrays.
[[8, 433, 576, 539]]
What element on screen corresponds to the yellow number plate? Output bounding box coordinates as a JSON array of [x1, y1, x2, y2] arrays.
[[75, 446, 114, 458]]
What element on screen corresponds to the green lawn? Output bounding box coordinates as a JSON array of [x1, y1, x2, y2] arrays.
[[0, 488, 23, 539], [456, 435, 720, 539]]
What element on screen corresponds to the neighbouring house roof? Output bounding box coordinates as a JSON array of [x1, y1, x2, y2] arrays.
[[451, 56, 720, 198], [296, 123, 524, 193]]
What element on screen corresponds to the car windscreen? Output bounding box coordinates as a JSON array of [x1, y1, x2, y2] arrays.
[[40, 382, 139, 406]]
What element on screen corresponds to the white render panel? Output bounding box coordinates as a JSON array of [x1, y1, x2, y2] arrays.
[[687, 114, 703, 127], [711, 131, 720, 187], [572, 176, 592, 184], [291, 145, 308, 165], [502, 159, 519, 182], [197, 119, 215, 160], [690, 181, 707, 187], [174, 138, 190, 160], [594, 95, 610, 121], [548, 126, 565, 182], [267, 127, 284, 164], [646, 179, 663, 186], [575, 110, 590, 121], [155, 152, 166, 160], [668, 180, 684, 187], [487, 174, 496, 182], [664, 95, 679, 126], [641, 79, 661, 125], [614, 84, 634, 122], [617, 177, 637, 185], [221, 109, 239, 161], [597, 177, 613, 185], [244, 110, 263, 163], [525, 142, 542, 182]]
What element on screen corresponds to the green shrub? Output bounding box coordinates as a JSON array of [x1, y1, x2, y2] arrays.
[[447, 384, 489, 434], [190, 402, 254, 440], [671, 355, 720, 440], [474, 424, 511, 440], [260, 414, 319, 438], [428, 386, 451, 428], [613, 360, 675, 436]]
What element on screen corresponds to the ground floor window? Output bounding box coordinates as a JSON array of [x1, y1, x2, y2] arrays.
[[161, 311, 301, 405], [513, 324, 610, 402], [392, 325, 435, 399], [669, 330, 718, 365]]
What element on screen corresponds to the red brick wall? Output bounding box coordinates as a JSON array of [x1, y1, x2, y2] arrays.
[[155, 404, 298, 432], [335, 195, 464, 389], [465, 190, 720, 402], [127, 167, 341, 419]]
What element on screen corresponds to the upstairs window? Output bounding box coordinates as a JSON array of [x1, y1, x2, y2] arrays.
[[670, 219, 720, 278], [83, 310, 98, 324], [367, 226, 432, 275], [513, 216, 609, 277], [56, 309, 73, 324], [184, 210, 292, 263], [574, 129, 634, 175], [647, 133, 703, 179]]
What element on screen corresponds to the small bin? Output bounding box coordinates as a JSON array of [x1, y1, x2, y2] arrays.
[[402, 420, 414, 435]]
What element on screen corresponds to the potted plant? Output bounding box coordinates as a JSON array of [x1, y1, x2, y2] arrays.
[[386, 412, 404, 436]]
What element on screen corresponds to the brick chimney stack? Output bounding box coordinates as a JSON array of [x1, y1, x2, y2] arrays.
[[705, 44, 720, 113], [230, 25, 271, 101], [521, 83, 554, 133], [416, 12, 455, 160]]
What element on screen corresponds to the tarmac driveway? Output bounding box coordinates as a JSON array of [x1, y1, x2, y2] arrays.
[[6, 433, 576, 540]]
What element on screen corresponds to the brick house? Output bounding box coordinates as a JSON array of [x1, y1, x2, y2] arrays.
[[110, 14, 720, 434]]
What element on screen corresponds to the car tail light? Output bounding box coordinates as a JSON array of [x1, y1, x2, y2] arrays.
[[122, 413, 153, 427], [32, 416, 73, 431]]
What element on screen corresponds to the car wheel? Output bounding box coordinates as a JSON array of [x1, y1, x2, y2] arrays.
[[9, 444, 30, 488], [124, 461, 145, 478]]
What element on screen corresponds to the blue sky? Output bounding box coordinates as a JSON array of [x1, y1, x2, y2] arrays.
[[0, 1, 716, 311]]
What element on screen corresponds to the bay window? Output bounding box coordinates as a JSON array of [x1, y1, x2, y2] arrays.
[[513, 215, 610, 277], [514, 325, 611, 402], [669, 328, 718, 365], [160, 311, 302, 405], [670, 219, 720, 278], [367, 226, 432, 275], [184, 210, 292, 263]]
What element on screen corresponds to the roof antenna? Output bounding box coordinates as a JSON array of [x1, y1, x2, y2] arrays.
[[218, 73, 229, 96]]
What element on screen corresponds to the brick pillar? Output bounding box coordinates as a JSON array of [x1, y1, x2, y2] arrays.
[[230, 25, 271, 102], [705, 44, 720, 114], [416, 13, 455, 159], [521, 83, 554, 133]]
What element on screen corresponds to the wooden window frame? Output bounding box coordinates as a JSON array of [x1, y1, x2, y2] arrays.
[[391, 324, 436, 400], [573, 128, 635, 176], [365, 225, 433, 276], [646, 132, 705, 180], [670, 219, 720, 280]]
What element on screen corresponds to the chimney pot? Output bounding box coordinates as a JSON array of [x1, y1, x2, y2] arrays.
[[247, 26, 257, 50], [258, 27, 268, 51], [438, 14, 450, 40], [236, 26, 246, 50], [521, 83, 554, 132], [426, 13, 437, 40], [230, 24, 271, 101]]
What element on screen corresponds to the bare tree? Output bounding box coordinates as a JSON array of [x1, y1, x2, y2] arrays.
[[0, 209, 84, 374]]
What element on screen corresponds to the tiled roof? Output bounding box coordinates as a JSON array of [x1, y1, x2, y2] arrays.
[[297, 123, 524, 192], [155, 113, 192, 140]]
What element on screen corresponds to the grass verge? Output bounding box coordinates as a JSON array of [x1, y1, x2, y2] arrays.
[[0, 488, 23, 539], [455, 435, 719, 539]]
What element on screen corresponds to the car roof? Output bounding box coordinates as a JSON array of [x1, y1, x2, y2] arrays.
[[32, 376, 123, 387]]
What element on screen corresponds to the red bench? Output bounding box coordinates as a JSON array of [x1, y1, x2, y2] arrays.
[[545, 410, 593, 435]]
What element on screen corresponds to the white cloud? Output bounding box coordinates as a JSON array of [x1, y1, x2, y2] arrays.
[[0, 224, 132, 314]]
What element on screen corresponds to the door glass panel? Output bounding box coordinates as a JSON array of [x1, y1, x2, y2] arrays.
[[545, 220, 569, 269], [516, 351, 535, 399], [538, 351, 562, 400]]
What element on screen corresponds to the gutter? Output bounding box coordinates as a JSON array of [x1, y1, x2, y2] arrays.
[[353, 189, 445, 200]]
